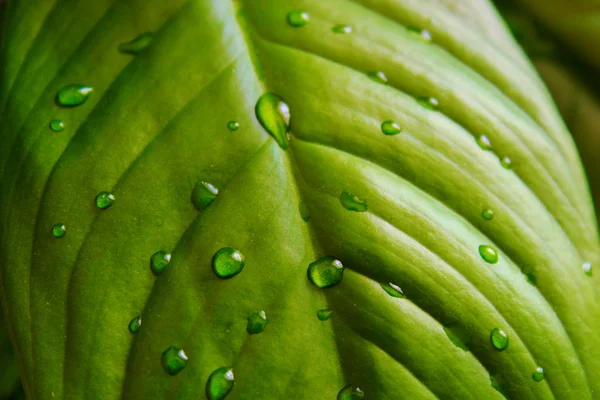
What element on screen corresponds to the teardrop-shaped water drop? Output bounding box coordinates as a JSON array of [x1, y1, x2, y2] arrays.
[[490, 328, 509, 351], [95, 191, 115, 209], [299, 202, 311, 222], [367, 71, 388, 84], [381, 282, 406, 298], [150, 250, 171, 276], [443, 323, 471, 351], [337, 385, 364, 400], [479, 245, 498, 264], [476, 135, 492, 150], [417, 96, 439, 110], [118, 32, 153, 55], [49, 119, 64, 132], [56, 84, 93, 107], [227, 121, 239, 131], [255, 93, 290, 150], [381, 120, 401, 135], [206, 367, 235, 400], [583, 262, 593, 276], [192, 181, 219, 211], [52, 223, 66, 238], [340, 191, 367, 212], [247, 311, 267, 334], [128, 316, 142, 334], [307, 256, 344, 288], [332, 24, 352, 34], [532, 367, 545, 382], [212, 247, 245, 279], [481, 208, 494, 220], [317, 309, 333, 321], [161, 347, 187, 376], [500, 156, 512, 169], [287, 10, 310, 27]]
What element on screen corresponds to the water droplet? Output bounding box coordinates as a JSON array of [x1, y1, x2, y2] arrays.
[[481, 208, 494, 220], [206, 367, 235, 400], [532, 367, 545, 382], [522, 266, 537, 286], [227, 121, 239, 131], [332, 24, 352, 34], [476, 135, 492, 150], [212, 247, 245, 279], [479, 245, 498, 264], [408, 27, 432, 42], [128, 316, 142, 334], [192, 181, 219, 211], [337, 385, 364, 400], [500, 156, 512, 169], [52, 223, 66, 238], [367, 71, 388, 84], [340, 191, 367, 212], [255, 93, 290, 150], [443, 323, 471, 351], [287, 10, 309, 27], [150, 250, 171, 276], [247, 311, 267, 334], [307, 256, 344, 288], [317, 309, 333, 321], [299, 202, 311, 222], [381, 120, 401, 135], [95, 191, 115, 209], [583, 262, 593, 276], [381, 282, 406, 298], [56, 84, 93, 107], [118, 32, 153, 55], [490, 328, 509, 351], [161, 346, 188, 376], [417, 96, 439, 110], [49, 119, 64, 132]]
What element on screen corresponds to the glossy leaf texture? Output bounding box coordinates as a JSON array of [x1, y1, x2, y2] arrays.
[[0, 0, 599, 399]]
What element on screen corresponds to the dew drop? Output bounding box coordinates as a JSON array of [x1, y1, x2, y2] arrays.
[[299, 202, 311, 222], [522, 266, 537, 286], [212, 247, 245, 279], [49, 119, 64, 132], [381, 120, 401, 136], [150, 250, 171, 276], [206, 367, 235, 400], [340, 191, 367, 212], [52, 223, 66, 238], [381, 282, 406, 298], [118, 32, 153, 55], [583, 262, 593, 276], [500, 156, 512, 169], [95, 191, 115, 209], [161, 346, 187, 376], [128, 316, 142, 334], [443, 323, 471, 351], [417, 96, 439, 110], [307, 256, 344, 288], [490, 328, 509, 351], [532, 367, 545, 382], [332, 24, 352, 34], [337, 385, 364, 400], [227, 121, 239, 131], [476, 135, 492, 150], [287, 10, 310, 27], [408, 27, 432, 42], [481, 208, 494, 220], [192, 181, 219, 211], [317, 309, 333, 321], [367, 71, 388, 84], [247, 311, 267, 334], [479, 245, 498, 264], [255, 93, 290, 150], [56, 84, 93, 107]]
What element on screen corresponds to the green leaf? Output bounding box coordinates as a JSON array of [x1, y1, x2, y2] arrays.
[[0, 0, 598, 399]]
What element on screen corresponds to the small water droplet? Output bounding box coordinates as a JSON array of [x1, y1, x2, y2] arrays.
[[287, 10, 310, 27], [118, 32, 153, 55], [500, 156, 512, 169], [192, 181, 219, 211], [479, 245, 498, 264], [417, 96, 439, 110], [227, 121, 239, 131], [367, 71, 388, 84], [522, 266, 537, 286], [95, 191, 115, 209], [443, 323, 471, 351], [490, 328, 509, 351], [150, 250, 171, 276], [255, 93, 290, 150], [381, 282, 406, 298], [52, 223, 66, 238], [206, 367, 235, 400], [317, 309, 333, 321], [299, 202, 311, 222], [481, 208, 494, 220], [337, 385, 364, 400], [408, 27, 432, 42], [128, 316, 142, 334], [583, 262, 593, 276], [476, 135, 492, 150], [340, 191, 367, 212], [332, 24, 352, 34], [381, 120, 401, 135], [49, 119, 64, 132], [212, 247, 245, 279], [247, 311, 267, 334], [161, 346, 188, 376], [307, 256, 344, 288], [56, 84, 93, 107], [532, 367, 545, 382]]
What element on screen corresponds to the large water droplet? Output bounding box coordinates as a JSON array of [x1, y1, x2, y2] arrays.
[[150, 250, 171, 276], [287, 10, 310, 27], [490, 328, 509, 351], [332, 25, 352, 34], [417, 96, 439, 111], [307, 256, 344, 288], [212, 247, 245, 279], [443, 323, 471, 351], [532, 367, 545, 382], [500, 156, 512, 169], [481, 208, 494, 220], [317, 309, 333, 321], [337, 385, 364, 400], [192, 181, 219, 211], [52, 223, 66, 238], [367, 71, 388, 84], [129, 316, 142, 334], [299, 202, 311, 222], [255, 93, 290, 150], [227, 121, 239, 131], [95, 191, 115, 209], [247, 311, 267, 334], [340, 191, 367, 212], [118, 32, 153, 55], [476, 135, 492, 150], [381, 120, 401, 136], [206, 367, 235, 400], [56, 84, 93, 107], [479, 245, 498, 264], [161, 346, 188, 376], [381, 282, 406, 298], [583, 262, 593, 276], [49, 119, 64, 132]]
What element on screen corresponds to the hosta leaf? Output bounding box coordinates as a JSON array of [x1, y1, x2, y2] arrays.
[[0, 0, 598, 399]]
